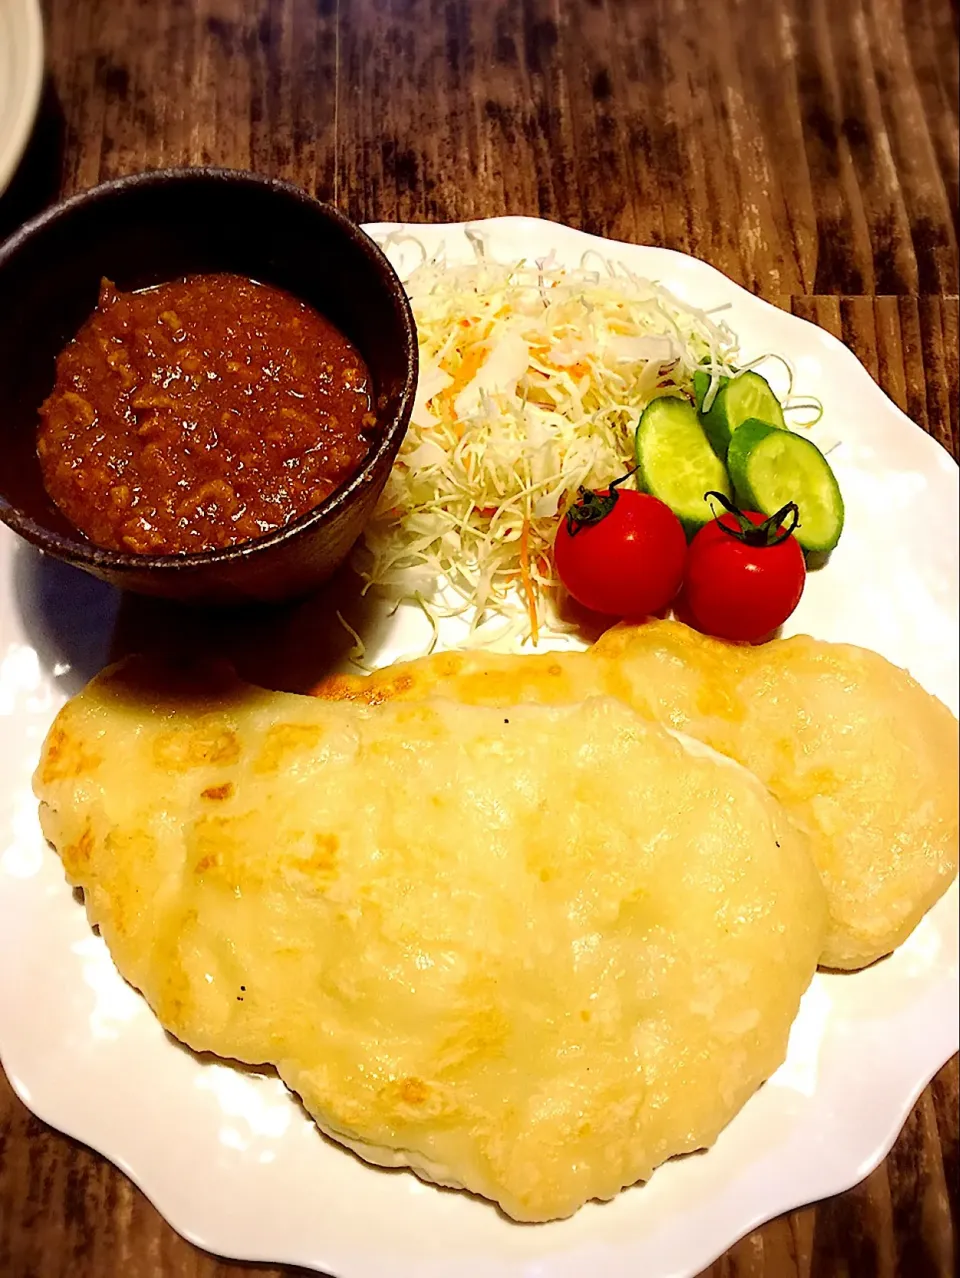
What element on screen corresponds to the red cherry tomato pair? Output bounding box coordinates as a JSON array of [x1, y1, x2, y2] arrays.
[[553, 481, 805, 643]]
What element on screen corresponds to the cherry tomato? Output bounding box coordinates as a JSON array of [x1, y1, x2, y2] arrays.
[[554, 487, 687, 617], [681, 508, 806, 642]]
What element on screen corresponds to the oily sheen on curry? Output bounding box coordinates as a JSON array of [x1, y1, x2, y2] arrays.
[[37, 273, 375, 555]]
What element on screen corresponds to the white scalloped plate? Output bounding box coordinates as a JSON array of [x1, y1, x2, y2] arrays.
[[0, 0, 43, 196], [0, 218, 957, 1278]]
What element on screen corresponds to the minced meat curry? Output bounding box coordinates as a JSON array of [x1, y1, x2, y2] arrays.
[[37, 273, 375, 555]]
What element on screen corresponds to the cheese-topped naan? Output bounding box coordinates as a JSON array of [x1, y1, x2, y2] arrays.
[[35, 658, 825, 1222], [314, 618, 959, 970]]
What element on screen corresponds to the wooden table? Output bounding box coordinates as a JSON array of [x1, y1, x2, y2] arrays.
[[0, 1, 957, 1274]]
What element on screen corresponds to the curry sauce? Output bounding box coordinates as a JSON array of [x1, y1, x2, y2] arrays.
[[37, 273, 375, 555]]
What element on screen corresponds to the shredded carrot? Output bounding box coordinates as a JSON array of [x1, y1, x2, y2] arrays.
[[451, 345, 488, 393], [519, 520, 539, 645], [438, 322, 494, 407]]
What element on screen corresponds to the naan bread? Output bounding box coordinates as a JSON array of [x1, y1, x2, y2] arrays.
[[35, 659, 825, 1222], [314, 619, 959, 970]]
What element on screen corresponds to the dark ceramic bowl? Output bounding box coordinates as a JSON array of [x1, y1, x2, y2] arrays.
[[0, 168, 417, 605]]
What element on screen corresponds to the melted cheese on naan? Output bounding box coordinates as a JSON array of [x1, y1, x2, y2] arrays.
[[35, 659, 825, 1222]]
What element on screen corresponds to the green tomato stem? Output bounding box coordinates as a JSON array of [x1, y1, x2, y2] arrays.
[[704, 490, 800, 548]]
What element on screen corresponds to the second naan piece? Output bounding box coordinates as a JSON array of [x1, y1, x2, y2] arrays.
[[35, 659, 825, 1222], [314, 619, 959, 969]]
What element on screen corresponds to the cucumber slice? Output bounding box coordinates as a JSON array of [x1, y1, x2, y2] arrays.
[[727, 418, 844, 554], [699, 369, 786, 459], [635, 396, 732, 537]]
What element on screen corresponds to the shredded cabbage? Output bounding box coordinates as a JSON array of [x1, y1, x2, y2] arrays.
[[355, 234, 740, 644]]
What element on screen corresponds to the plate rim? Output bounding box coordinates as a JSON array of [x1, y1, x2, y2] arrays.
[[0, 0, 44, 197]]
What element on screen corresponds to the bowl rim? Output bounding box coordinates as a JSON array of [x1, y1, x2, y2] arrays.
[[0, 166, 419, 574]]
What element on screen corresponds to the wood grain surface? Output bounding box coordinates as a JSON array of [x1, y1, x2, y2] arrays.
[[0, 0, 957, 1276]]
